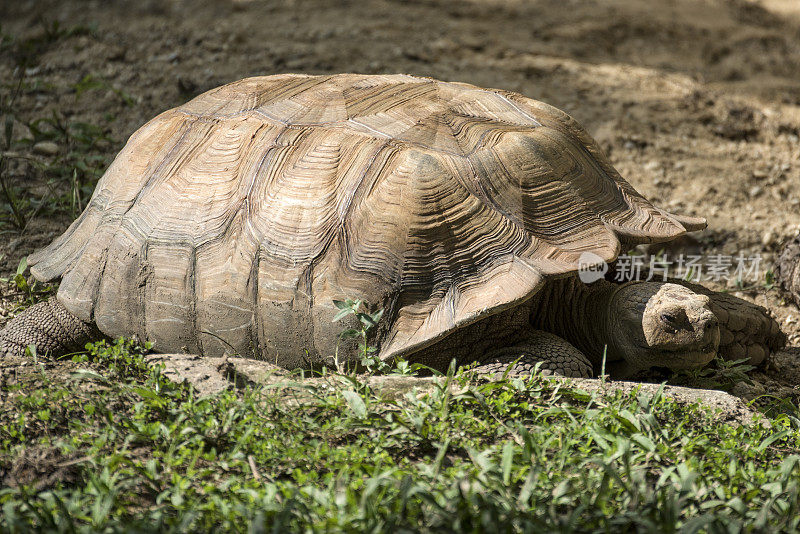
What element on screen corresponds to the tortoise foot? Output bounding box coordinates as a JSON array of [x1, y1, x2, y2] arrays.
[[0, 297, 99, 359], [476, 330, 593, 378]]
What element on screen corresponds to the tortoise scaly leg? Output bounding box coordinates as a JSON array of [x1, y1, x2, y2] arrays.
[[705, 291, 785, 365], [476, 330, 593, 378], [0, 297, 100, 358]]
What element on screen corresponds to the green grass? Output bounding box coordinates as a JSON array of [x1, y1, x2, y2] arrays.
[[1, 338, 800, 532]]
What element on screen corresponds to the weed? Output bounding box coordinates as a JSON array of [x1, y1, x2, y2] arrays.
[[671, 355, 756, 391], [0, 258, 55, 312], [0, 65, 28, 229], [1, 338, 800, 531], [332, 298, 385, 372], [0, 108, 116, 229]]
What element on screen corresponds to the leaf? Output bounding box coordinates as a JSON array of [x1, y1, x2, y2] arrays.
[[132, 387, 163, 401], [13, 273, 28, 292], [518, 471, 536, 504], [613, 409, 641, 432], [433, 439, 450, 477], [501, 441, 515, 485], [332, 309, 352, 322], [631, 433, 656, 453], [342, 390, 366, 418], [356, 312, 377, 327], [552, 480, 571, 501], [333, 300, 349, 310], [74, 74, 107, 97], [338, 329, 359, 339], [779, 455, 800, 479], [756, 430, 789, 452], [68, 369, 110, 385], [16, 256, 27, 276]]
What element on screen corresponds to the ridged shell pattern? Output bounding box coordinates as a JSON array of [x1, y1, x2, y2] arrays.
[[28, 74, 699, 366]]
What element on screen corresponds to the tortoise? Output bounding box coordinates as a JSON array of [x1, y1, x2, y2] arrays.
[[0, 74, 786, 377]]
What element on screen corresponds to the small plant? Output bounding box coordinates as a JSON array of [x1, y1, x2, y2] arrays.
[[0, 111, 117, 229], [391, 358, 415, 376], [0, 258, 55, 310], [0, 67, 28, 228], [332, 298, 385, 372], [82, 337, 155, 382], [1, 18, 96, 72], [22, 111, 115, 215], [671, 355, 755, 391], [764, 268, 776, 290]]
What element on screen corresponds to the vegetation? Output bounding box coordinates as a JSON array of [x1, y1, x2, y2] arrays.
[[1, 337, 800, 532], [0, 20, 122, 232]]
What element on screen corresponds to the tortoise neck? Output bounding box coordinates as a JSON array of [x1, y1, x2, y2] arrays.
[[529, 276, 621, 365]]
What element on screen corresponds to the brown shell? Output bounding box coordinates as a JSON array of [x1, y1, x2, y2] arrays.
[[28, 73, 704, 366]]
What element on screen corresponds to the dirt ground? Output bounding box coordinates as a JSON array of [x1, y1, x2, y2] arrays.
[[1, 0, 799, 401]]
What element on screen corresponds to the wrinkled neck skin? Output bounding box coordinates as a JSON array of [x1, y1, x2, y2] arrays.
[[529, 277, 632, 374]]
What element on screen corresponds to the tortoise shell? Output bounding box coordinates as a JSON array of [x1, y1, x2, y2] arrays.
[[28, 74, 703, 367]]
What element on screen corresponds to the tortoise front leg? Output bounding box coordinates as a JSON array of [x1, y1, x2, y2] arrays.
[[476, 330, 593, 378], [0, 297, 100, 358]]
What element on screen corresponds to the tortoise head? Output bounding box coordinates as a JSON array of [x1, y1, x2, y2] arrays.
[[609, 282, 720, 371]]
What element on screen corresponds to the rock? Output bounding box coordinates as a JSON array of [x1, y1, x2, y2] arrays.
[[569, 378, 762, 426], [145, 353, 286, 396], [145, 354, 762, 425], [32, 141, 59, 156], [729, 381, 766, 402]]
